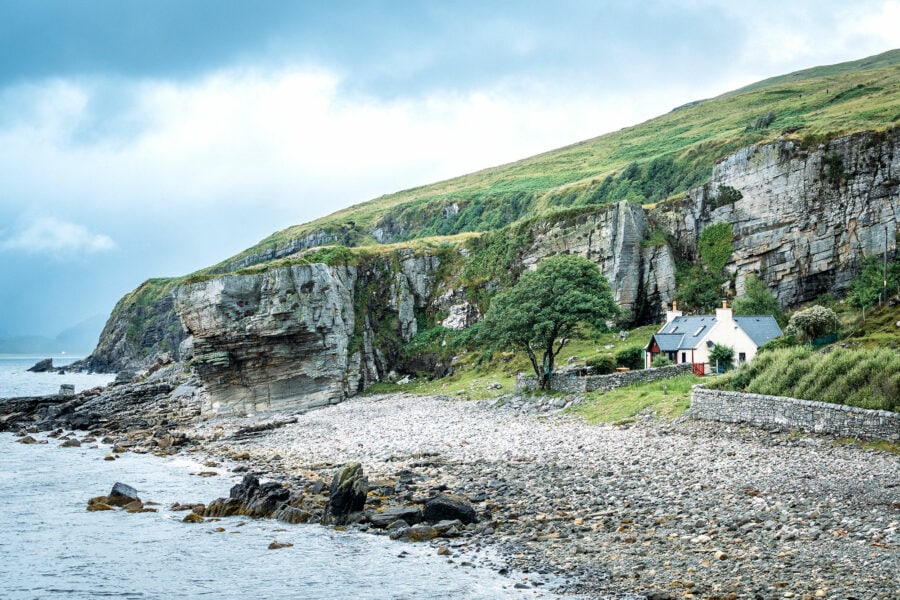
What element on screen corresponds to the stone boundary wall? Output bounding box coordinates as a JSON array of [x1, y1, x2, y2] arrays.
[[690, 386, 900, 441], [516, 363, 693, 394]]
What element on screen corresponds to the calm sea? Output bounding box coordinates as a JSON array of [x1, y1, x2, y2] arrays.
[[0, 365, 560, 599], [0, 355, 114, 398]]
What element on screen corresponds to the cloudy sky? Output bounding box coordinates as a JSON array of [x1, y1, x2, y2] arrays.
[[1, 0, 899, 345]]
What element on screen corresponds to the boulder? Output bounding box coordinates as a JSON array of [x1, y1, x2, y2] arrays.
[[59, 438, 81, 447], [27, 358, 55, 373], [58, 384, 75, 397], [109, 482, 141, 506], [368, 506, 423, 529], [182, 512, 204, 523], [273, 505, 311, 524], [204, 474, 290, 518], [324, 462, 368, 525], [17, 435, 37, 444], [423, 494, 477, 525]]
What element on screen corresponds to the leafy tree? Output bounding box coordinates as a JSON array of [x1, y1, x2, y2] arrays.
[[709, 344, 735, 372], [479, 254, 621, 388], [785, 305, 840, 342], [846, 255, 900, 309], [733, 273, 786, 326], [675, 265, 722, 313]]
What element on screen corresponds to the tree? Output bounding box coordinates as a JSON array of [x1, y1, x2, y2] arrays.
[[709, 344, 735, 372], [479, 254, 621, 388], [733, 273, 786, 326], [785, 305, 839, 342], [846, 255, 900, 310]]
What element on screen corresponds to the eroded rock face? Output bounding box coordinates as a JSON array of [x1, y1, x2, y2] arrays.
[[652, 130, 899, 306], [520, 201, 674, 318], [176, 264, 358, 415], [175, 252, 446, 415]]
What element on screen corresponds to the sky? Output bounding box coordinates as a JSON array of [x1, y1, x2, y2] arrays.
[[1, 0, 899, 345]]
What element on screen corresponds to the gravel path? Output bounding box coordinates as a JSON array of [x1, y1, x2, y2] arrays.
[[191, 393, 900, 599]]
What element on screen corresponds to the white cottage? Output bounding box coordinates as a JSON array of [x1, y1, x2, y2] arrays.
[[644, 301, 783, 374]]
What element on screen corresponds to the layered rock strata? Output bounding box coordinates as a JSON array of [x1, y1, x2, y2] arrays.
[[652, 129, 899, 304]]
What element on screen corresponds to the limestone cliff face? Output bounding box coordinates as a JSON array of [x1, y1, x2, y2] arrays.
[[174, 250, 444, 415], [87, 129, 899, 411], [652, 129, 899, 305], [519, 201, 675, 318]]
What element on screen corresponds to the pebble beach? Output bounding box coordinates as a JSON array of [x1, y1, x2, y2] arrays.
[[185, 392, 900, 599]]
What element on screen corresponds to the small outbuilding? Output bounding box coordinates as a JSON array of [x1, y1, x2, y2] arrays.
[[644, 301, 783, 374]]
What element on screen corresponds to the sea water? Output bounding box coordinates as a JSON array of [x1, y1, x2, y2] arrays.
[[0, 355, 115, 398], [0, 367, 561, 599]]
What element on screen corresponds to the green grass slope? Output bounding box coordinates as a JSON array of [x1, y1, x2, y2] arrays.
[[214, 49, 900, 272]]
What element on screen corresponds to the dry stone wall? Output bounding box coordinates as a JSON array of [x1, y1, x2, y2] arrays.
[[516, 363, 692, 394], [690, 386, 900, 441]]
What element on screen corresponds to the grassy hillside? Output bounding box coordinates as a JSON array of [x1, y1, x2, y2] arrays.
[[212, 49, 900, 272]]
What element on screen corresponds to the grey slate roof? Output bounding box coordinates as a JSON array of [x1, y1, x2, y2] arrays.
[[652, 333, 684, 352], [658, 315, 717, 350], [733, 316, 783, 346]]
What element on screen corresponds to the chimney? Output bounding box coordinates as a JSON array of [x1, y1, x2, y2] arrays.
[[716, 299, 733, 323], [665, 301, 683, 324]]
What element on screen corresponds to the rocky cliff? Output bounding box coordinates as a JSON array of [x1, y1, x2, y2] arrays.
[[174, 250, 447, 414], [78, 278, 187, 373], [651, 129, 899, 305], [85, 129, 899, 413]]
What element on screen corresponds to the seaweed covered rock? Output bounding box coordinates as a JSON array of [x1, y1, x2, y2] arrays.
[[323, 462, 368, 525]]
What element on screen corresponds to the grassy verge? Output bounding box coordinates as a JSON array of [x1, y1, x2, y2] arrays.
[[569, 374, 705, 424]]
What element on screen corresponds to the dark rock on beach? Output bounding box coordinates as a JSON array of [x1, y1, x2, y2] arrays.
[[423, 494, 477, 525], [323, 462, 368, 525], [368, 506, 423, 529], [204, 474, 290, 518]]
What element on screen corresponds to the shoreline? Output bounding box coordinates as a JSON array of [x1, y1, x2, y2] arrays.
[[3, 379, 899, 598]]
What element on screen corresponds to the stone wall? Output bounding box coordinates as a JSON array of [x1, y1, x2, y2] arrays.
[[690, 386, 900, 441], [516, 363, 693, 394]]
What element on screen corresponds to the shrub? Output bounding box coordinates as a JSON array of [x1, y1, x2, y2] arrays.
[[652, 354, 673, 367], [709, 343, 735, 372], [698, 222, 734, 274], [733, 273, 786, 326], [615, 346, 644, 370], [586, 354, 617, 374], [785, 305, 840, 342], [846, 255, 900, 309]]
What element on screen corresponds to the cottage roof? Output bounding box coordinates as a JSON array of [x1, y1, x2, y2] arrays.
[[652, 332, 685, 352], [733, 316, 783, 346], [657, 315, 717, 350]]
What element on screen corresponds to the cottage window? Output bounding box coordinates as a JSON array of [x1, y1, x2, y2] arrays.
[[681, 352, 686, 363], [739, 352, 746, 363], [693, 325, 705, 336]]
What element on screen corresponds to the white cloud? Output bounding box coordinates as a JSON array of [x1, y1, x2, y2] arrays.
[[1, 217, 115, 256], [0, 67, 699, 226]]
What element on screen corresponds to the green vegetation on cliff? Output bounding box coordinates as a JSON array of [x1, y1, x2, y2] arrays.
[[213, 49, 900, 271]]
